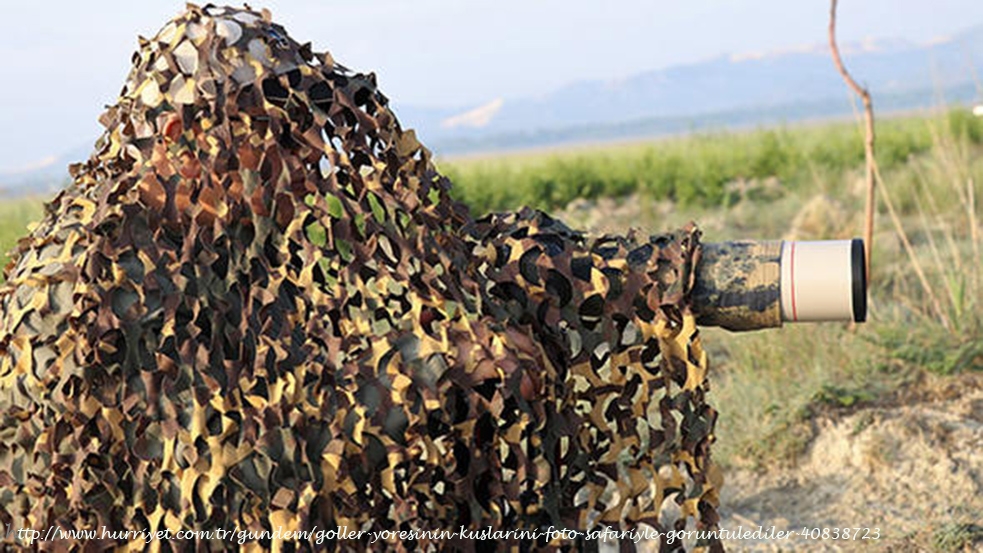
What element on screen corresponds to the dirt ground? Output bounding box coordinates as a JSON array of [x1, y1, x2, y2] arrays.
[[716, 373, 983, 552]]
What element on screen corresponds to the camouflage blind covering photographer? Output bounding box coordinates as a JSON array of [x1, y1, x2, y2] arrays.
[[0, 4, 722, 551]]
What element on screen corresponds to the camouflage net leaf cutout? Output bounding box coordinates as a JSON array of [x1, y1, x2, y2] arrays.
[[0, 4, 722, 551]]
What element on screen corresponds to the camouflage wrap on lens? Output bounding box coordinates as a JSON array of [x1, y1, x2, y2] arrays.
[[0, 4, 722, 551]]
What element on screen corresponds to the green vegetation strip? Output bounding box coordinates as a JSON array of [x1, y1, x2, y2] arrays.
[[441, 110, 983, 215]]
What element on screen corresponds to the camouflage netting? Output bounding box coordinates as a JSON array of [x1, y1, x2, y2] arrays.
[[0, 4, 721, 551]]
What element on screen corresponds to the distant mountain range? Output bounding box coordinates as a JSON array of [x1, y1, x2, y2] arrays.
[[394, 24, 983, 154], [3, 25, 983, 195]]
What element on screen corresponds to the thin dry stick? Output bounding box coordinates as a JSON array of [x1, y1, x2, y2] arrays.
[[871, 158, 952, 329], [828, 0, 875, 284], [914, 190, 955, 319], [912, 161, 963, 274], [969, 179, 980, 306]]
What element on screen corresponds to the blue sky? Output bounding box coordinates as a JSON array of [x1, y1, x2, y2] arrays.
[[2, 0, 983, 173]]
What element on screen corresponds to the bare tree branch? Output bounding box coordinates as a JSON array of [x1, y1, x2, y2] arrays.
[[828, 0, 951, 327], [828, 0, 875, 286]]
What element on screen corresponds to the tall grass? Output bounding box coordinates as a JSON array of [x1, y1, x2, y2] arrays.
[[870, 114, 983, 375], [707, 323, 885, 468]]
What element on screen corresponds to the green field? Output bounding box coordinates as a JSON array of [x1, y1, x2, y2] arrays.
[[439, 110, 983, 216], [2, 110, 981, 472]]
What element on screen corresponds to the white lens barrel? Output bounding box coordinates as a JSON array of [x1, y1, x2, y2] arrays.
[[779, 239, 866, 323]]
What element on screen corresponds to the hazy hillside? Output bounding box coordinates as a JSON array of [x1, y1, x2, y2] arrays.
[[397, 25, 983, 153], [0, 143, 88, 196]]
